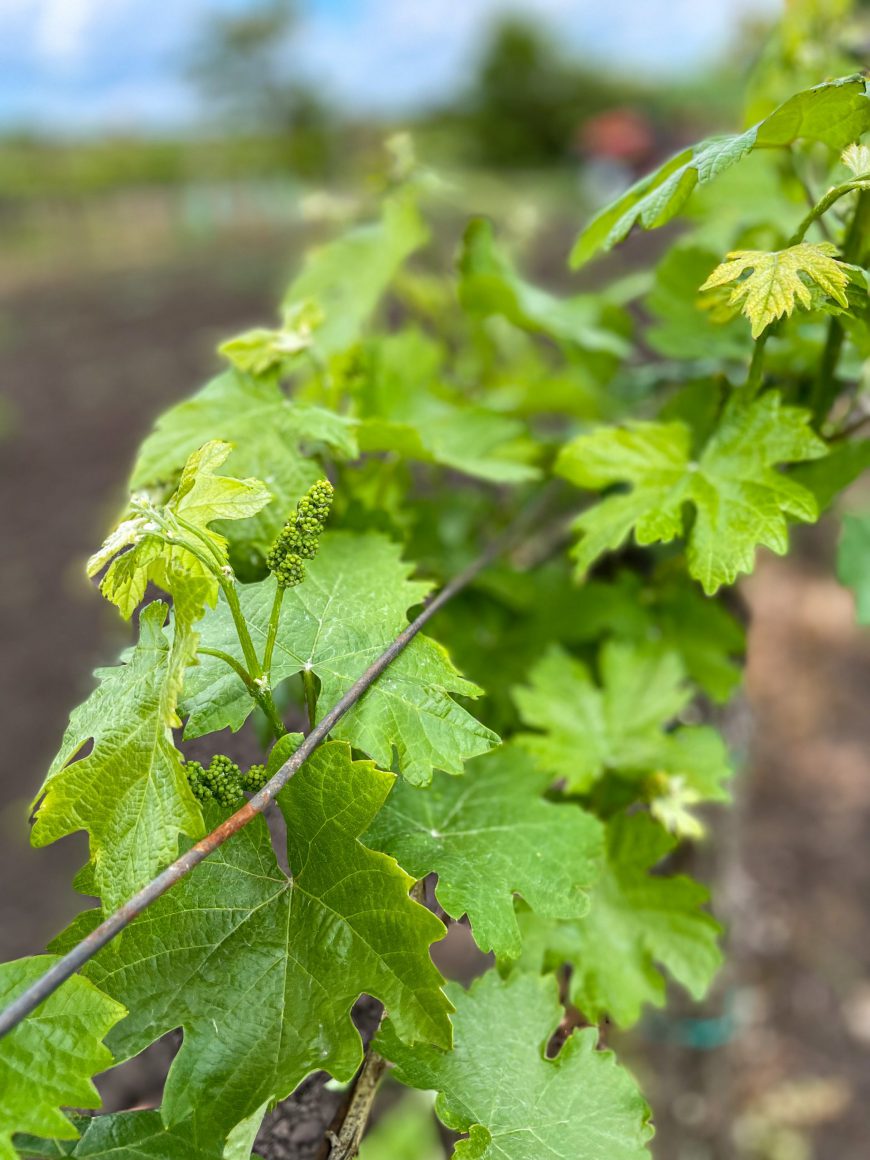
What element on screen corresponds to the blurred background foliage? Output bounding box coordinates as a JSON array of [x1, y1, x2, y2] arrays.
[[2, 0, 869, 285], [3, 0, 858, 276]]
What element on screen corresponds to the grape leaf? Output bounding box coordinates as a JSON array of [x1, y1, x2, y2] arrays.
[[699, 242, 850, 337], [645, 244, 751, 360], [31, 602, 203, 911], [0, 957, 125, 1160], [569, 568, 745, 703], [514, 641, 732, 831], [91, 439, 272, 719], [510, 813, 722, 1028], [571, 75, 870, 267], [376, 970, 654, 1160], [130, 372, 356, 560], [52, 742, 451, 1147], [355, 330, 540, 484], [556, 392, 828, 594], [838, 512, 870, 620], [13, 1109, 264, 1160], [282, 190, 428, 357], [514, 642, 691, 792], [219, 299, 324, 377], [361, 404, 539, 484], [169, 438, 274, 529], [365, 745, 604, 958], [183, 531, 499, 784], [220, 325, 310, 377], [459, 218, 630, 356], [96, 440, 272, 609]]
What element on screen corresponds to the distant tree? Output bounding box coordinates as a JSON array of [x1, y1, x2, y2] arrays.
[[464, 18, 627, 167], [187, 0, 335, 176]]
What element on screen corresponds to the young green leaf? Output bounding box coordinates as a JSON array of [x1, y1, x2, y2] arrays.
[[700, 242, 850, 337], [130, 372, 356, 559], [170, 439, 272, 528], [556, 392, 828, 593], [841, 142, 870, 176], [0, 957, 125, 1160], [52, 742, 451, 1147], [94, 439, 271, 606], [571, 74, 870, 267], [184, 531, 499, 784], [355, 330, 540, 484], [647, 726, 733, 815], [365, 745, 605, 959], [570, 568, 745, 703], [31, 602, 203, 911], [92, 439, 272, 719], [511, 813, 722, 1028], [220, 325, 309, 377], [376, 970, 654, 1160], [283, 190, 428, 357], [14, 1107, 265, 1160], [459, 218, 630, 356], [220, 299, 324, 377], [513, 642, 691, 792]]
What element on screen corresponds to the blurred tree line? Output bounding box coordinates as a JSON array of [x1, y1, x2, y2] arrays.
[[0, 3, 686, 200], [3, 0, 870, 201], [186, 3, 657, 173]]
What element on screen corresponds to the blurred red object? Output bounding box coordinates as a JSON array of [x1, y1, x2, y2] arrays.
[[578, 107, 655, 167]]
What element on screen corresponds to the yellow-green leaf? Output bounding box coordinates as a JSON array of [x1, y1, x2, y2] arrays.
[[700, 242, 849, 337], [91, 440, 271, 723]]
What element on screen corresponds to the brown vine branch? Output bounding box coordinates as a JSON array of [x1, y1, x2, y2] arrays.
[[325, 1051, 388, 1160], [0, 490, 551, 1040]]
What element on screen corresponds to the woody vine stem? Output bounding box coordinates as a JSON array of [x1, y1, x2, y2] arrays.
[[0, 488, 548, 1041]]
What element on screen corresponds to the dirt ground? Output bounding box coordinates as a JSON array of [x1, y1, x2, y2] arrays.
[[637, 539, 870, 1159], [2, 249, 870, 1158]]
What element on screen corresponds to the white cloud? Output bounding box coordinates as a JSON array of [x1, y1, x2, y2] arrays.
[[0, 0, 784, 130], [35, 0, 105, 63], [0, 0, 110, 63], [295, 0, 782, 113]]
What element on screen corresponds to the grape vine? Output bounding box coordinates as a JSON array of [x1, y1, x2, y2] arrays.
[[3, 34, 870, 1160]]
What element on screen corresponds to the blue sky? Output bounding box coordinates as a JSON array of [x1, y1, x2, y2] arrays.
[[0, 0, 781, 132]]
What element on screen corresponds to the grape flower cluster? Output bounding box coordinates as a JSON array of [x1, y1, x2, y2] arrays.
[[266, 479, 334, 588], [185, 755, 269, 806]]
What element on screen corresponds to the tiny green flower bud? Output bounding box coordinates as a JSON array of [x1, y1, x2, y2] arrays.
[[203, 754, 244, 807], [185, 761, 210, 803], [241, 763, 269, 794], [266, 479, 334, 589]]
